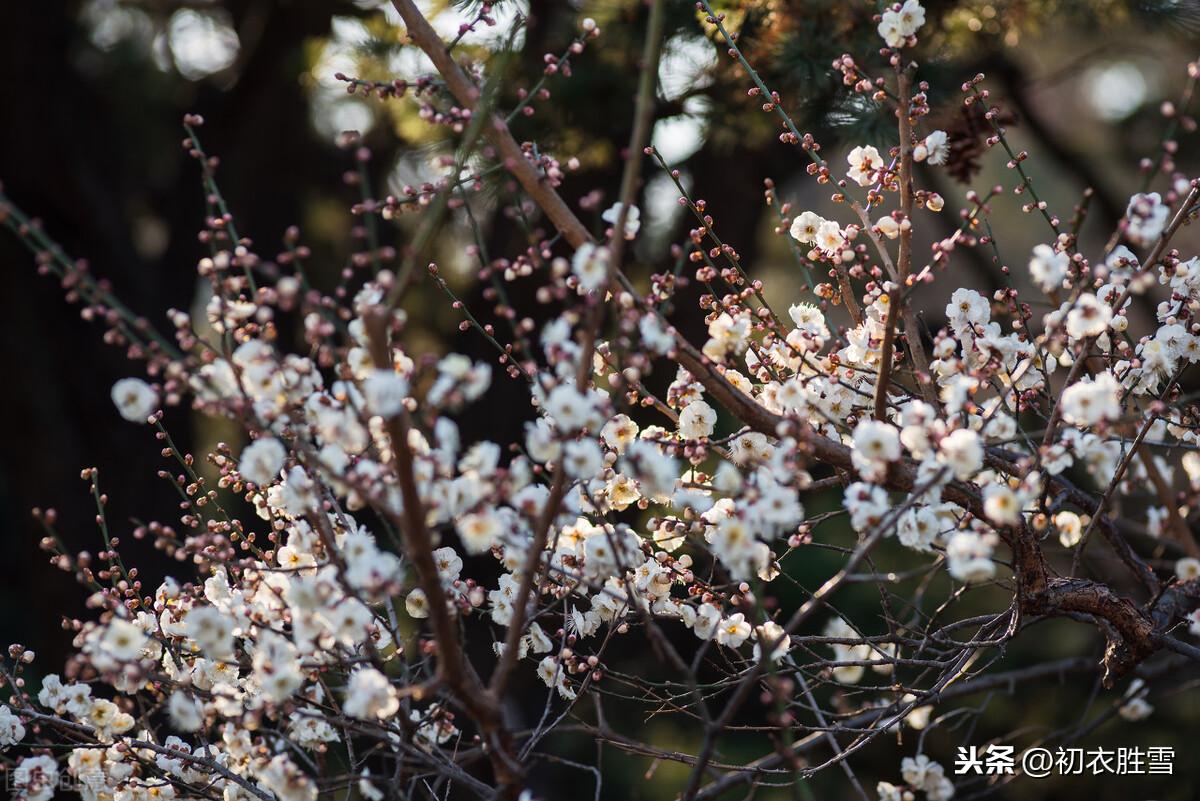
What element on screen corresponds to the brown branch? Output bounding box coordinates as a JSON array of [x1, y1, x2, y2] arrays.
[[491, 0, 666, 700], [383, 2, 1194, 784], [362, 311, 522, 796], [873, 72, 913, 421], [692, 653, 1188, 799], [1043, 183, 1200, 451], [834, 262, 865, 327], [1141, 453, 1200, 557], [390, 0, 592, 250], [19, 710, 276, 801]]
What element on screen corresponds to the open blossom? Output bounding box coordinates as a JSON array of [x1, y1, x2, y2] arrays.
[[406, 588, 430, 618], [111, 377, 157, 422], [946, 287, 989, 334], [789, 210, 824, 244], [1028, 243, 1069, 292], [1065, 293, 1112, 339], [12, 755, 58, 801], [900, 754, 954, 801], [601, 202, 640, 239], [344, 667, 400, 720], [710, 515, 770, 579], [897, 506, 944, 551], [239, 437, 287, 485], [706, 311, 751, 355], [1055, 510, 1084, 547], [913, 129, 948, 164], [983, 483, 1021, 526], [678, 400, 717, 439], [638, 313, 674, 354], [878, 0, 926, 47], [1119, 679, 1154, 721], [1125, 191, 1169, 246], [536, 657, 576, 700], [1061, 371, 1121, 425], [846, 144, 884, 187], [601, 414, 639, 453], [1177, 557, 1200, 582], [571, 242, 610, 292], [167, 691, 204, 732], [544, 384, 603, 432], [845, 482, 890, 531], [362, 369, 409, 417], [937, 429, 982, 480], [562, 438, 604, 479], [261, 755, 317, 801], [456, 512, 501, 554], [715, 612, 752, 648], [186, 605, 235, 659], [946, 531, 996, 583], [815, 219, 846, 254], [788, 302, 829, 341], [98, 618, 148, 662], [0, 705, 25, 747], [851, 420, 901, 481]]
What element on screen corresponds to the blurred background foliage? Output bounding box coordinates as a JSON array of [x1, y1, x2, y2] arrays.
[[4, 1, 1200, 799]]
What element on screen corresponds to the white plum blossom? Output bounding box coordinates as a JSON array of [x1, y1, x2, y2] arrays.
[[851, 420, 901, 481], [1055, 510, 1084, 547], [1061, 371, 1122, 426], [571, 242, 610, 292], [845, 482, 891, 531], [913, 129, 948, 164], [946, 530, 997, 583], [362, 369, 409, 417], [239, 437, 287, 485], [601, 414, 639, 453], [12, 754, 58, 801], [1126, 192, 1169, 246], [937, 429, 982, 481], [815, 220, 846, 254], [344, 667, 400, 720], [97, 618, 148, 663], [260, 754, 317, 801], [878, 0, 926, 47], [0, 705, 25, 747], [846, 144, 884, 187], [1177, 557, 1200, 582], [946, 288, 989, 335], [111, 377, 158, 422], [1065, 293, 1112, 339], [715, 613, 752, 648], [789, 210, 824, 244], [186, 605, 235, 659], [900, 754, 955, 801], [601, 202, 640, 239], [544, 384, 603, 432], [982, 483, 1021, 526], [7, 8, 1199, 799], [678, 399, 717, 439], [457, 512, 501, 554], [167, 692, 204, 732], [562, 438, 604, 479], [1028, 243, 1069, 292]]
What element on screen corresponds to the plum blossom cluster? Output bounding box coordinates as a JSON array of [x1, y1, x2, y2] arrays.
[[2, 1, 1200, 800]]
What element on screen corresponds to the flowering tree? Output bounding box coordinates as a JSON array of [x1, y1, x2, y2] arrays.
[[1, 1, 1199, 800]]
